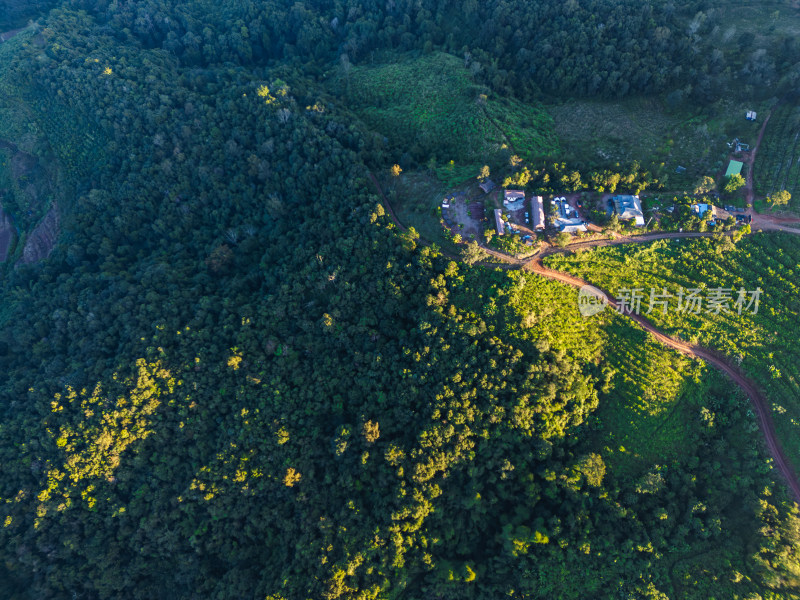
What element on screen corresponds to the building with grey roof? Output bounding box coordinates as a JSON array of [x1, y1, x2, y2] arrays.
[[531, 195, 545, 230], [612, 195, 645, 226], [494, 209, 505, 235]]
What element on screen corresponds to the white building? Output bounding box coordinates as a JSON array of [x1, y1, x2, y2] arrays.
[[494, 209, 505, 235], [504, 189, 525, 211], [557, 217, 587, 233]]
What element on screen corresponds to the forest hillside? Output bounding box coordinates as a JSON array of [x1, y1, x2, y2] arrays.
[[1, 2, 800, 599]]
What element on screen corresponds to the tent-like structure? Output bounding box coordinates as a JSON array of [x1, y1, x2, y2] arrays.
[[725, 160, 744, 177]]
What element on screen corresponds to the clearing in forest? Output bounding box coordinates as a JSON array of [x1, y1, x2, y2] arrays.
[[547, 97, 762, 189], [335, 52, 559, 185]]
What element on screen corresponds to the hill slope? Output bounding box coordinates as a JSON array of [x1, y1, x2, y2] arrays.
[[337, 52, 558, 179], [0, 5, 799, 600]]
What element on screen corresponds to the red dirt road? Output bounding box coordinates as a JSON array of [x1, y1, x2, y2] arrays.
[[752, 212, 800, 234]]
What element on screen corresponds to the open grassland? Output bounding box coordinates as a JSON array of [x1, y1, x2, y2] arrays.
[[547, 97, 763, 189], [337, 52, 558, 179], [546, 233, 800, 475]]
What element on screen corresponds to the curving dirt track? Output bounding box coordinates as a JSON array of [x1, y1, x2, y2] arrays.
[[367, 171, 800, 502], [527, 257, 800, 502]]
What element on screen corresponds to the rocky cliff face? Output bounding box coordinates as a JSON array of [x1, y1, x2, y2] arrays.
[[0, 203, 14, 262], [21, 205, 57, 264]]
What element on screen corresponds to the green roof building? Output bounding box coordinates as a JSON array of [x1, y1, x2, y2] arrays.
[[725, 160, 744, 177]]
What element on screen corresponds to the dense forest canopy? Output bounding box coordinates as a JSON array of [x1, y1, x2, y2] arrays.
[[0, 1, 800, 599], [0, 0, 59, 30], [20, 0, 797, 102]]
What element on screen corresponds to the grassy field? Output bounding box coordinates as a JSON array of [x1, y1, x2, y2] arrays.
[[754, 102, 800, 209], [547, 96, 764, 191], [546, 232, 800, 476], [335, 52, 559, 180]]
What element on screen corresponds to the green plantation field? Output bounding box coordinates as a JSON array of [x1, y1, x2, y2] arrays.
[[452, 267, 754, 476], [0, 31, 33, 142], [755, 103, 800, 209], [337, 52, 559, 179], [547, 233, 800, 475], [0, 29, 107, 208]]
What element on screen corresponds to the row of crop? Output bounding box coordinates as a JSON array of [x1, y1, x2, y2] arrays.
[[548, 235, 798, 363], [755, 105, 800, 198], [753, 106, 789, 196]]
